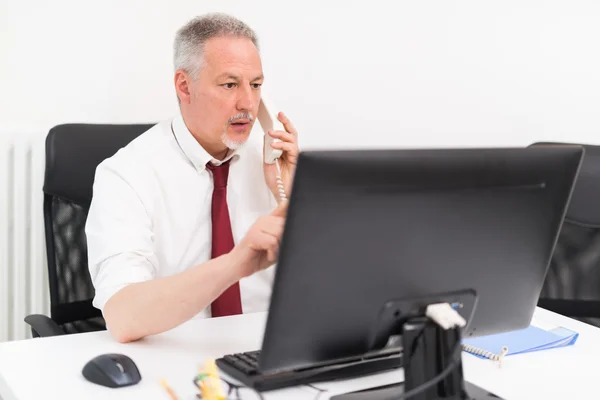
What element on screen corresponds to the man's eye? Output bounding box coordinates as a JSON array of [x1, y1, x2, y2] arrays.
[[222, 83, 236, 89], [251, 83, 262, 89]]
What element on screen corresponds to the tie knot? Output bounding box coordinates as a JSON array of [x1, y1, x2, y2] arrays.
[[206, 160, 231, 188]]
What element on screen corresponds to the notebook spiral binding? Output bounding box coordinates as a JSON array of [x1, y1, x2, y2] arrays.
[[461, 344, 509, 367]]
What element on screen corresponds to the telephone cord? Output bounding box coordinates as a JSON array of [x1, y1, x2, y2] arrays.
[[275, 159, 287, 203]]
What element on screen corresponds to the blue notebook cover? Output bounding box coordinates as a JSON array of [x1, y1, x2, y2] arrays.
[[462, 325, 579, 359]]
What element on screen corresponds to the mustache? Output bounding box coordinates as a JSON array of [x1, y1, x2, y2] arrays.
[[228, 112, 254, 124]]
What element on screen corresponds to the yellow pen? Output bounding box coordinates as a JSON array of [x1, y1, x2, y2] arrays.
[[160, 379, 179, 400], [204, 359, 226, 400]]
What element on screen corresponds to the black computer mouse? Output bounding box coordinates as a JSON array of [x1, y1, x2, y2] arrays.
[[82, 353, 142, 388]]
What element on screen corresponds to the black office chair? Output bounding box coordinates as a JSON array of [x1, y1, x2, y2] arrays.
[[534, 142, 600, 327], [24, 123, 154, 337]]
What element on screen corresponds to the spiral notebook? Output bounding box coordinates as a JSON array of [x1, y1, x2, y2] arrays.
[[461, 324, 579, 361]]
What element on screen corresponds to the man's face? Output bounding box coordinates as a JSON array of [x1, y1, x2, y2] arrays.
[[177, 36, 263, 154]]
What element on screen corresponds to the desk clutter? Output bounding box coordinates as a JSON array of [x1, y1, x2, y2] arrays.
[[462, 324, 579, 364], [193, 359, 227, 400], [161, 359, 264, 400]]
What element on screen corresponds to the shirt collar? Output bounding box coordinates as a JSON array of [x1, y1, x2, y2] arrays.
[[171, 110, 241, 172]]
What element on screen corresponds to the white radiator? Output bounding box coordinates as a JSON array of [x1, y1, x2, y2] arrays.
[[0, 134, 50, 342]]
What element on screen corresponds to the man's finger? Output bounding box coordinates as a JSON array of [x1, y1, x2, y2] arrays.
[[268, 130, 295, 144], [260, 217, 285, 238], [266, 248, 278, 264], [271, 141, 299, 157], [259, 225, 284, 250], [277, 112, 298, 136], [271, 200, 289, 217], [258, 231, 280, 248]]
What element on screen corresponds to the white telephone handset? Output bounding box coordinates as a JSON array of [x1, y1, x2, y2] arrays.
[[257, 95, 287, 202], [257, 96, 284, 164]]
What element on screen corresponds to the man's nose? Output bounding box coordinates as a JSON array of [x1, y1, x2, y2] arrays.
[[236, 86, 253, 111]]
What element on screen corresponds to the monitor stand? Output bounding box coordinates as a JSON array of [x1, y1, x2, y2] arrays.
[[332, 316, 503, 400]]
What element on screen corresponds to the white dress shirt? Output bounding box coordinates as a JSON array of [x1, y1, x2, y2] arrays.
[[85, 110, 278, 319]]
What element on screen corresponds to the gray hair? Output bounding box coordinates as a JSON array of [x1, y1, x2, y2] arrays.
[[173, 13, 260, 80]]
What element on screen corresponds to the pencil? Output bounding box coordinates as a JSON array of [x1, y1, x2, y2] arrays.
[[160, 378, 179, 400]]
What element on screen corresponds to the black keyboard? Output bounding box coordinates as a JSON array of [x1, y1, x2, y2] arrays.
[[219, 350, 262, 376], [216, 350, 403, 392]]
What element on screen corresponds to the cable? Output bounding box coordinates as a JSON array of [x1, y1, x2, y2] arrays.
[[304, 383, 328, 400], [275, 159, 287, 202]]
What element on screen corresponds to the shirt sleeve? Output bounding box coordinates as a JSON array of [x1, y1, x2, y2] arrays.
[[85, 158, 158, 313]]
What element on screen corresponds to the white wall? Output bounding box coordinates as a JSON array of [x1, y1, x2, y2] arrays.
[[2, 0, 600, 149]]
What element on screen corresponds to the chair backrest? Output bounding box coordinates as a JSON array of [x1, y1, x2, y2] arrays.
[[43, 123, 154, 333], [533, 142, 600, 326]]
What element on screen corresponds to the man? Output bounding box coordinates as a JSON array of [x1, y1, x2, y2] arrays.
[[85, 13, 299, 343]]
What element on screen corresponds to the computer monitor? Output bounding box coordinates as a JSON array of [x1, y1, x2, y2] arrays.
[[216, 145, 583, 395]]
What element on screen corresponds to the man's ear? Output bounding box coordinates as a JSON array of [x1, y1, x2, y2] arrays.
[[174, 70, 192, 104]]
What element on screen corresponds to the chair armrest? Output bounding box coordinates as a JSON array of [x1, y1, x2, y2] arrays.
[[24, 314, 65, 338]]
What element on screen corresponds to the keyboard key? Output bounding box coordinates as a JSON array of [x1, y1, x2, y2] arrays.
[[239, 353, 258, 367], [224, 355, 256, 375]]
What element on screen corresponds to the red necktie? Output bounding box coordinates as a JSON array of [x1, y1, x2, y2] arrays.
[[205, 160, 243, 317]]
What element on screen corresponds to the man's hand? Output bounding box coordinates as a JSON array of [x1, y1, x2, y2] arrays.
[[101, 201, 288, 343], [230, 201, 288, 278], [263, 112, 299, 201]]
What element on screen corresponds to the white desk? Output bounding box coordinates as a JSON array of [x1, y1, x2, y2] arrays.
[[0, 307, 597, 400]]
